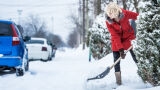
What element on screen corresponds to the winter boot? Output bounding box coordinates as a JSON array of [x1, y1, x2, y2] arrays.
[[115, 72, 122, 85]]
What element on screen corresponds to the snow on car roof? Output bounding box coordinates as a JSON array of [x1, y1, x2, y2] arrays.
[[31, 37, 47, 41]]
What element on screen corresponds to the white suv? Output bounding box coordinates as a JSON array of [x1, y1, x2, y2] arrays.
[[26, 37, 52, 61]]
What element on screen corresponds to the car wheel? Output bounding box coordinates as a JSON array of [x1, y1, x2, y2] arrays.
[[16, 68, 24, 76], [47, 55, 52, 61], [41, 59, 48, 62], [53, 54, 55, 58], [25, 60, 29, 71], [49, 56, 52, 60]]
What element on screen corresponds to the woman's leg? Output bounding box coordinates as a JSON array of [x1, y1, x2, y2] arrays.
[[113, 51, 121, 85], [113, 51, 121, 72], [129, 49, 138, 63]]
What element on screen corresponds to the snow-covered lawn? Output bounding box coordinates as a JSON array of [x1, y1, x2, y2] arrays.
[[0, 46, 160, 90]]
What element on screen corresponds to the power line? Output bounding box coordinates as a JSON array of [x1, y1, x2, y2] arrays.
[[0, 3, 78, 7]]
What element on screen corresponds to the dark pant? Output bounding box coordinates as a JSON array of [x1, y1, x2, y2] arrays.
[[113, 49, 138, 72]]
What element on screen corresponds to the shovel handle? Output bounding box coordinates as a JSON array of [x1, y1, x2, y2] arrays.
[[110, 45, 133, 69]]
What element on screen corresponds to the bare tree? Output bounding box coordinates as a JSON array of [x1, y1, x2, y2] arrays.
[[67, 30, 79, 48], [101, 0, 140, 13], [69, 13, 83, 46], [82, 0, 86, 49], [22, 14, 47, 38], [122, 0, 140, 13], [78, 0, 83, 44], [46, 33, 65, 48], [133, 0, 140, 13], [122, 0, 127, 10], [33, 29, 46, 38], [69, 1, 94, 48], [33, 21, 47, 38], [94, 0, 102, 18]]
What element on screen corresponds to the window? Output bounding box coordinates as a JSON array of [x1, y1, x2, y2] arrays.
[[14, 24, 22, 38], [0, 23, 13, 36], [26, 40, 44, 44]]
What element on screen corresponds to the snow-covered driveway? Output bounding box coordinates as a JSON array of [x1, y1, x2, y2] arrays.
[[0, 47, 160, 90]]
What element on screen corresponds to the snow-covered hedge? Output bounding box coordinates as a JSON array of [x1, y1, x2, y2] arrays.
[[134, 0, 160, 86], [87, 14, 112, 60]]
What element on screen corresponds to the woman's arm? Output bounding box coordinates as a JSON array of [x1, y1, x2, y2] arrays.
[[124, 9, 139, 20]]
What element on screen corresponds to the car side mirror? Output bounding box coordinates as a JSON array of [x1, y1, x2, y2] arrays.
[[23, 36, 31, 42], [54, 47, 57, 50], [53, 45, 57, 50]]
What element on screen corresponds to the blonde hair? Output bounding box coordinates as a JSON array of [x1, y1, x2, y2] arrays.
[[105, 2, 122, 18]]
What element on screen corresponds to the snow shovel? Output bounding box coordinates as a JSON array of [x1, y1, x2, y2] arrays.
[[87, 45, 133, 82]]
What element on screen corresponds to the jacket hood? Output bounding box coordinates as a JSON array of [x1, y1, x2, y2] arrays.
[[105, 12, 124, 24]]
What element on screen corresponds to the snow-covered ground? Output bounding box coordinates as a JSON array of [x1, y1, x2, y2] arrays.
[[0, 46, 160, 90]]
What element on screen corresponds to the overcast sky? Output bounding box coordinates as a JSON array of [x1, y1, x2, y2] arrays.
[[0, 0, 78, 42]]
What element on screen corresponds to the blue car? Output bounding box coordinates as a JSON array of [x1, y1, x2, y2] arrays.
[[0, 20, 29, 76]]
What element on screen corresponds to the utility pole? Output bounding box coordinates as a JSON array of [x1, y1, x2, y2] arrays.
[[82, 0, 86, 50], [79, 0, 82, 44], [86, 0, 91, 62], [51, 16, 54, 34], [17, 10, 23, 25], [86, 0, 89, 34]]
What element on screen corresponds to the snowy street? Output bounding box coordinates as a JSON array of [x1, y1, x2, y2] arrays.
[[0, 46, 160, 90], [0, 47, 90, 90]]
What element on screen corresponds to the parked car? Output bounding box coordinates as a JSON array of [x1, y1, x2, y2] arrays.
[[51, 44, 57, 58], [47, 41, 53, 59], [0, 20, 29, 76], [47, 41, 57, 58], [26, 37, 52, 61]]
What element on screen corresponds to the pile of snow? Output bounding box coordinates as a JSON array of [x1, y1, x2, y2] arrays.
[[0, 45, 160, 90]]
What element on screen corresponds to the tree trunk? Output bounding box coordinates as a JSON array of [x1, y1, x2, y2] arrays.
[[86, 0, 89, 46], [94, 0, 101, 18], [79, 0, 82, 44], [133, 0, 139, 13], [122, 0, 127, 10], [83, 0, 86, 49]]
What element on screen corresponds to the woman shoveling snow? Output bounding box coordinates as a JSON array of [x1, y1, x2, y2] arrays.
[[87, 2, 139, 86]]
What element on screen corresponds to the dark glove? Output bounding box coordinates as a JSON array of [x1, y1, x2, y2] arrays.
[[119, 48, 126, 59]]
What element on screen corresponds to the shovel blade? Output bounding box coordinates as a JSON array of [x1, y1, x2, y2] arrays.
[[87, 67, 110, 81]]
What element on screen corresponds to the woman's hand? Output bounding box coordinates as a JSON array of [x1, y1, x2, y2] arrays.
[[119, 48, 126, 59]]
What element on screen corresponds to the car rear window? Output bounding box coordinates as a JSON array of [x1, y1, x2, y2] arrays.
[[26, 40, 44, 44], [0, 23, 13, 36]]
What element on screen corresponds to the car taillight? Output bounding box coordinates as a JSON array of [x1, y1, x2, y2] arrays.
[[42, 47, 47, 51], [11, 24, 20, 45], [53, 48, 57, 50], [12, 37, 20, 45]]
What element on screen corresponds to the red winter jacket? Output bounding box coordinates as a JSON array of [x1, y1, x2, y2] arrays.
[[105, 9, 139, 51]]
